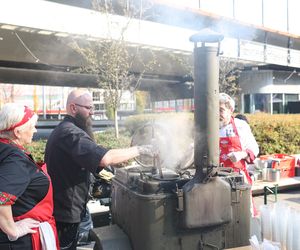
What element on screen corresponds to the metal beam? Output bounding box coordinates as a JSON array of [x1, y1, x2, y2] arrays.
[[0, 67, 98, 87], [0, 66, 191, 98]]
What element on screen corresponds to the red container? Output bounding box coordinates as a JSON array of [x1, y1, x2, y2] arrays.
[[260, 154, 296, 178]]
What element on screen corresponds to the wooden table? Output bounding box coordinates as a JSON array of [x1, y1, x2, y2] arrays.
[[252, 176, 300, 195]]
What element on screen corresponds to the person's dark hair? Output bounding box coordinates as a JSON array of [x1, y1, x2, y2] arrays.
[[235, 114, 249, 124]]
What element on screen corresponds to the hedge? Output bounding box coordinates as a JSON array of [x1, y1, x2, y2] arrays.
[[125, 112, 300, 156], [247, 113, 300, 155], [25, 113, 300, 162], [25, 129, 132, 163]]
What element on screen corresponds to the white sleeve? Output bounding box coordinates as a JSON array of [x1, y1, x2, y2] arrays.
[[235, 118, 259, 157]]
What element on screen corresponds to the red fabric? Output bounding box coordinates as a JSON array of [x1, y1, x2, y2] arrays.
[[219, 117, 251, 183], [0, 191, 16, 205], [1, 106, 35, 132], [14, 163, 59, 250], [245, 149, 256, 164], [219, 117, 257, 216], [0, 138, 59, 246], [0, 138, 29, 154]]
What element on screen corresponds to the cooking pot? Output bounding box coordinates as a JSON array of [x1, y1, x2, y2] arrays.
[[265, 169, 280, 182], [252, 171, 262, 181], [152, 172, 179, 181]]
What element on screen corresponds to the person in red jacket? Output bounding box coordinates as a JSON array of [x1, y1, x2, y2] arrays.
[[0, 103, 59, 250]]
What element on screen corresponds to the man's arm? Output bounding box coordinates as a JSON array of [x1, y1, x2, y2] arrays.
[[243, 124, 259, 157], [227, 119, 259, 164], [99, 145, 154, 168], [99, 146, 139, 167], [238, 119, 259, 163]]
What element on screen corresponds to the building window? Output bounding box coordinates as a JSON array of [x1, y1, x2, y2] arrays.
[[99, 104, 105, 110], [285, 94, 300, 113], [272, 94, 283, 114], [94, 103, 106, 111], [93, 91, 101, 102], [254, 94, 271, 113], [244, 93, 300, 114], [94, 104, 101, 111], [244, 94, 251, 113]]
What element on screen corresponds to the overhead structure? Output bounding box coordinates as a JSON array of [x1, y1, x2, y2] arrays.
[[1, 0, 300, 100]]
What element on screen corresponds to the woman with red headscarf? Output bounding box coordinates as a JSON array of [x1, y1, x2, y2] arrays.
[[0, 103, 59, 250]]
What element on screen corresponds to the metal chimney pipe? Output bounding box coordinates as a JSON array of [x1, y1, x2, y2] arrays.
[[190, 29, 224, 182]]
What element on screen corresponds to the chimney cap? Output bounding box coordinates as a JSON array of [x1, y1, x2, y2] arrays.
[[189, 28, 224, 43]]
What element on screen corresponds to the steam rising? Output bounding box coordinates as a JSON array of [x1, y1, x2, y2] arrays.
[[155, 116, 194, 170], [152, 3, 257, 43], [132, 114, 195, 171]]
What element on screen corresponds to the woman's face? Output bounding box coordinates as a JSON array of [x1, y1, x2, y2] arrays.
[[219, 103, 232, 128], [15, 121, 37, 146]]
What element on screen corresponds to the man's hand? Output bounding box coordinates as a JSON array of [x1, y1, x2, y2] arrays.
[[227, 151, 248, 163], [137, 145, 157, 157], [8, 218, 40, 241]]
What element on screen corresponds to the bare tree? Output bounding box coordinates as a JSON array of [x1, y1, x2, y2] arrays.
[[164, 53, 242, 99], [68, 0, 156, 138], [0, 84, 22, 106], [219, 58, 242, 97]]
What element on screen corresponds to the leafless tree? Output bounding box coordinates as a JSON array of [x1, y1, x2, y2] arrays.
[[166, 54, 242, 98], [219, 58, 242, 97], [0, 84, 22, 106], [165, 50, 242, 96], [68, 0, 156, 138]]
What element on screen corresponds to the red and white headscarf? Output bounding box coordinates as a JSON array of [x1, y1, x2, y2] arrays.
[[1, 106, 35, 132]]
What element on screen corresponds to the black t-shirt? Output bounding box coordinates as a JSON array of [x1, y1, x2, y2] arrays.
[[0, 143, 49, 215], [0, 142, 49, 243], [45, 115, 108, 223]]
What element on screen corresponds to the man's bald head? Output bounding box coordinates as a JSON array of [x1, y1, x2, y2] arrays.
[[66, 89, 93, 115]]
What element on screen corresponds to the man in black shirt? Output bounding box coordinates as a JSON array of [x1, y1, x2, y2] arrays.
[[45, 89, 151, 250]]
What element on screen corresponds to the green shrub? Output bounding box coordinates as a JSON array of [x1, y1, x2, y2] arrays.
[[94, 128, 131, 148], [25, 140, 47, 163], [94, 129, 133, 167], [26, 129, 132, 164], [126, 113, 300, 156], [247, 114, 300, 155], [26, 113, 300, 162]]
